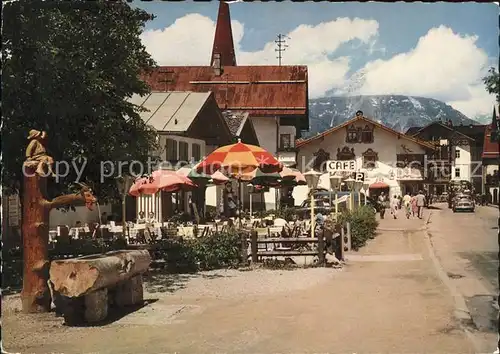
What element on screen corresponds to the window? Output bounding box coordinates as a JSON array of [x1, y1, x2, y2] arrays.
[[346, 125, 358, 143], [165, 138, 178, 161], [192, 143, 201, 162], [313, 148, 330, 172], [362, 149, 378, 169], [361, 125, 374, 143], [179, 141, 189, 161], [336, 146, 355, 160], [455, 148, 460, 159], [455, 167, 460, 178], [279, 134, 292, 149]]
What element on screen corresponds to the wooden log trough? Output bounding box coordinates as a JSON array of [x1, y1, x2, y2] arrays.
[[49, 250, 151, 325]]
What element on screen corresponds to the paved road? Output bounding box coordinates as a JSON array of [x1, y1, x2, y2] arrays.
[[428, 203, 499, 352], [4, 208, 483, 354]]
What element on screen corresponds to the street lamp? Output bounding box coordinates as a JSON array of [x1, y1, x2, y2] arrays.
[[344, 177, 355, 210], [115, 175, 134, 241], [330, 174, 342, 219], [304, 169, 321, 237], [247, 183, 253, 219], [363, 181, 370, 205], [354, 180, 363, 207]]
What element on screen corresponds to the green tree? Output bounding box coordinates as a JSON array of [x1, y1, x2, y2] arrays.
[[483, 67, 500, 103], [2, 0, 158, 204]]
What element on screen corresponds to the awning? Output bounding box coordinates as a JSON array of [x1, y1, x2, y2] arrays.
[[369, 181, 390, 189]]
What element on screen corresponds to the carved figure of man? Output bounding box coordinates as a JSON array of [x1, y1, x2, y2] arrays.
[[25, 130, 55, 176]]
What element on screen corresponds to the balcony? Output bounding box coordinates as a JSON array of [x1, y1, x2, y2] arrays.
[[277, 145, 297, 153], [395, 167, 424, 181], [277, 150, 297, 167]]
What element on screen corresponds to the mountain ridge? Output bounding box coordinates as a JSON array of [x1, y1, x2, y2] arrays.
[[305, 95, 479, 138]]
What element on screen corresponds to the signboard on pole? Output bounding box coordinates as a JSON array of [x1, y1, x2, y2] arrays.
[[326, 160, 357, 172], [353, 171, 365, 183]]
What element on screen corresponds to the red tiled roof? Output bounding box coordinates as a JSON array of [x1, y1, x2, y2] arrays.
[[482, 122, 499, 159], [141, 65, 309, 118], [295, 115, 435, 150], [211, 1, 236, 67]]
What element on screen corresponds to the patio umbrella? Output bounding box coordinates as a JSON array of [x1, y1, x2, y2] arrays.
[[177, 163, 229, 185], [210, 171, 229, 185], [151, 169, 197, 193], [128, 176, 150, 197], [279, 167, 307, 186], [237, 167, 281, 184], [196, 138, 282, 175], [128, 171, 196, 196]]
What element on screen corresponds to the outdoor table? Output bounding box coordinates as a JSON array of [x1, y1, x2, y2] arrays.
[[178, 226, 194, 238], [69, 227, 90, 239]]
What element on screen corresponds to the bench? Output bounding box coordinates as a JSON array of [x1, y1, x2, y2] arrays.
[[49, 250, 151, 325]]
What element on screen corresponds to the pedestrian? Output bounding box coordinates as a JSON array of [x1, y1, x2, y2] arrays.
[[390, 195, 399, 219], [415, 190, 426, 219], [410, 194, 418, 217], [378, 192, 387, 219], [402, 192, 412, 219]]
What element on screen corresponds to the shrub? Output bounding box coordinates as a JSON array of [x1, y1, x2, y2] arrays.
[[275, 206, 296, 221], [154, 230, 243, 272], [338, 205, 378, 250], [190, 230, 242, 270]]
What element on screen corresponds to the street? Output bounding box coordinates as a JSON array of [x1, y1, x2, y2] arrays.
[[427, 203, 499, 352], [2, 206, 498, 353]]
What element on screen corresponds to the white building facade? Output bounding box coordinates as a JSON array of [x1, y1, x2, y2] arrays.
[[294, 114, 434, 205]]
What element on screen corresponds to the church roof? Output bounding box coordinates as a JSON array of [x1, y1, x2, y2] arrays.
[[211, 1, 236, 67]]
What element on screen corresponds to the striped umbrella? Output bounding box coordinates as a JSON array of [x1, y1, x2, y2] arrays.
[[279, 167, 307, 186], [196, 139, 282, 175], [177, 163, 229, 185], [237, 168, 281, 185]]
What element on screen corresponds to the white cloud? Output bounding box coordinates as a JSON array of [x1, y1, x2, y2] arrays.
[[356, 26, 495, 117], [141, 15, 495, 118], [141, 15, 379, 98]]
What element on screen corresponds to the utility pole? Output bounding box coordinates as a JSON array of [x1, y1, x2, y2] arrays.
[[158, 69, 175, 91], [275, 34, 289, 66]]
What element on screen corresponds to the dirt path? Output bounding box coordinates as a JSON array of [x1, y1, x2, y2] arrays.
[[3, 210, 478, 353]]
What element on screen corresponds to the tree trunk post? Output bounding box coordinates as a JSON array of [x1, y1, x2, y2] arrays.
[[21, 167, 51, 313], [250, 230, 258, 263]]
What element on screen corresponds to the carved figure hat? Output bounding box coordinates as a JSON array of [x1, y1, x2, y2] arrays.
[[27, 129, 46, 140]]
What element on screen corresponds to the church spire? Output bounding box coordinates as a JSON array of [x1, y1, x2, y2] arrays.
[[211, 1, 237, 67]]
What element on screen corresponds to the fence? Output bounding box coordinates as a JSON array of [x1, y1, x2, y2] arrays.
[[246, 222, 351, 265]]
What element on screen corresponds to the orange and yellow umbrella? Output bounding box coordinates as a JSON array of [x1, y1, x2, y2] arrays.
[[197, 139, 282, 175]]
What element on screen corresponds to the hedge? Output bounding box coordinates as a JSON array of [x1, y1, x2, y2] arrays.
[[338, 205, 379, 250]]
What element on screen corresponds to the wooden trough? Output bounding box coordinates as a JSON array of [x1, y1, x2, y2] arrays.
[[49, 250, 151, 325]]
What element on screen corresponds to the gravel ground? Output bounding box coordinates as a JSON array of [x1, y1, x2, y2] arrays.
[[144, 267, 342, 298], [2, 267, 341, 317]]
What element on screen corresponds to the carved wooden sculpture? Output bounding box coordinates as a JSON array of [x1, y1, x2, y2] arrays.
[[21, 130, 96, 313]]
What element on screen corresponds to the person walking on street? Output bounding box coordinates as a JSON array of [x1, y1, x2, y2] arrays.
[[378, 192, 387, 219], [390, 195, 399, 219], [410, 194, 418, 217], [415, 190, 426, 219], [402, 192, 412, 219]]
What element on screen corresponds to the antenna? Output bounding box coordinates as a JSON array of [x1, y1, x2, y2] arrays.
[[275, 34, 289, 66]]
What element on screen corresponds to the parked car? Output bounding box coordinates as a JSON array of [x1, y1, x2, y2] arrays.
[[452, 195, 475, 212], [295, 198, 335, 219]]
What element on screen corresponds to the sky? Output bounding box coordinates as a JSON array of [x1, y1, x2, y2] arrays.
[[135, 1, 499, 119]]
